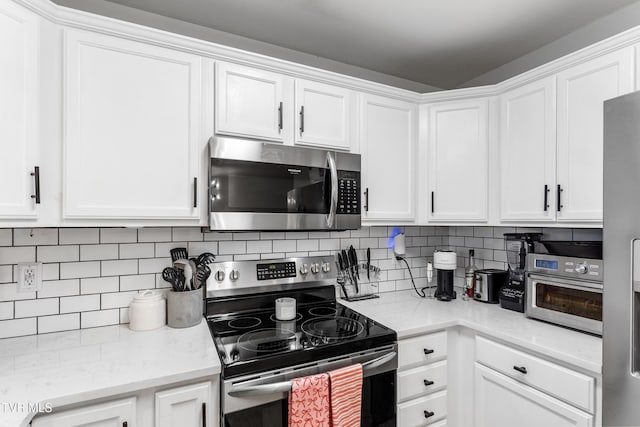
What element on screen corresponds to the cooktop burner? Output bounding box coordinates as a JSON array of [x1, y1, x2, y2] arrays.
[[308, 306, 338, 317], [301, 316, 364, 342], [237, 328, 297, 353], [268, 312, 303, 322], [227, 316, 261, 330]]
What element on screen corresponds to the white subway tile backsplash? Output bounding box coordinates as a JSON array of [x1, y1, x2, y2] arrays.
[[0, 318, 36, 338], [484, 238, 505, 250], [100, 228, 137, 244], [138, 227, 172, 242], [0, 302, 13, 320], [155, 241, 187, 258], [286, 232, 308, 240], [119, 307, 129, 324], [319, 239, 340, 251], [260, 232, 284, 240], [101, 259, 137, 277], [60, 261, 100, 279], [14, 229, 58, 246], [80, 244, 118, 261], [0, 229, 12, 246], [0, 283, 35, 302], [15, 298, 58, 318], [0, 246, 35, 264], [59, 228, 99, 244], [120, 274, 154, 291], [172, 228, 203, 242], [81, 277, 119, 294], [187, 242, 218, 256], [119, 243, 154, 259], [204, 232, 233, 241], [219, 241, 246, 255], [60, 295, 100, 313], [297, 239, 318, 252], [139, 258, 172, 275], [369, 227, 387, 238], [37, 245, 79, 263], [234, 254, 261, 261], [285, 252, 308, 258], [247, 240, 272, 254], [38, 313, 79, 334], [0, 265, 12, 284], [37, 279, 79, 298], [42, 263, 59, 281], [464, 237, 483, 248], [273, 240, 296, 253], [473, 227, 494, 238], [233, 232, 260, 241], [81, 309, 119, 328]]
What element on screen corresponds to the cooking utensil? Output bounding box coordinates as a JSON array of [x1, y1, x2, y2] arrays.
[[193, 264, 211, 289], [162, 267, 185, 292], [366, 248, 371, 280], [196, 252, 216, 265], [170, 247, 189, 262], [174, 259, 194, 291]]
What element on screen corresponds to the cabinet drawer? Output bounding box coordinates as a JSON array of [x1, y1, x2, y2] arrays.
[[398, 361, 448, 402], [398, 391, 447, 426], [399, 332, 447, 369], [476, 336, 595, 413]]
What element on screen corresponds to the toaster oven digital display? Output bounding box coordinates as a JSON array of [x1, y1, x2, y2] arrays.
[[535, 259, 559, 270]]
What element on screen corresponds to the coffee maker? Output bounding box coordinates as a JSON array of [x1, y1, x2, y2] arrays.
[[500, 233, 541, 312], [434, 250, 457, 301]]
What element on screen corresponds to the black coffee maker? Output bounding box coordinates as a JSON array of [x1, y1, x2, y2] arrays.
[[500, 233, 542, 312], [434, 250, 457, 301]]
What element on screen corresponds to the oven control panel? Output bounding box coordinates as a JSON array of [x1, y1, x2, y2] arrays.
[[337, 177, 360, 214], [528, 254, 603, 281], [257, 262, 297, 281]]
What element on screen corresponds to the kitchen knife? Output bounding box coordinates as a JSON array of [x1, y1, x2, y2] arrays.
[[366, 248, 371, 280], [350, 246, 359, 280], [348, 246, 359, 294]]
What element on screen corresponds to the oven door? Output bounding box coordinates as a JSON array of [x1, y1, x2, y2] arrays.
[[222, 346, 397, 427], [526, 273, 603, 335]]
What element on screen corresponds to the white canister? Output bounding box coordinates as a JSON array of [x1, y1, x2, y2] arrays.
[[275, 297, 296, 321], [129, 290, 166, 331]]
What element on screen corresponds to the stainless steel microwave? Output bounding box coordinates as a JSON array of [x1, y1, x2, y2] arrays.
[[208, 137, 361, 231]]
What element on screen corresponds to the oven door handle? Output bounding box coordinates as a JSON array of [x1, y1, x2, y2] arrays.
[[326, 151, 338, 228], [228, 351, 397, 397]]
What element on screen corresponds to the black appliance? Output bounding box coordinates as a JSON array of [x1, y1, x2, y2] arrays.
[[433, 250, 457, 301], [474, 269, 508, 303], [500, 233, 541, 312], [205, 256, 397, 427]]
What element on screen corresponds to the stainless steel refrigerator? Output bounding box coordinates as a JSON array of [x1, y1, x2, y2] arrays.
[[603, 90, 640, 426]]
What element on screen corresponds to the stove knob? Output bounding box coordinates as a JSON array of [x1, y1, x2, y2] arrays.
[[214, 270, 225, 282], [300, 264, 309, 275], [310, 263, 320, 274], [321, 262, 331, 273], [229, 269, 239, 281], [575, 263, 589, 274]]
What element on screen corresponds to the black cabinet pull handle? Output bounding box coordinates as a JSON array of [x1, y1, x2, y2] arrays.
[[543, 184, 549, 211], [202, 402, 206, 427], [423, 348, 434, 355], [430, 191, 434, 213], [30, 166, 40, 204], [193, 177, 198, 208], [423, 379, 434, 386], [123, 422, 128, 427], [424, 410, 435, 419], [278, 102, 283, 132], [513, 365, 527, 374], [299, 106, 304, 134], [556, 184, 563, 212], [363, 188, 369, 212]]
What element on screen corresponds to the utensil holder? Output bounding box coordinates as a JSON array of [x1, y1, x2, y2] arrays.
[[167, 287, 203, 328]]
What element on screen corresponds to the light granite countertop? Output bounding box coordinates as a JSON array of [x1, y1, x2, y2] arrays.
[[340, 290, 602, 375], [0, 320, 220, 427]]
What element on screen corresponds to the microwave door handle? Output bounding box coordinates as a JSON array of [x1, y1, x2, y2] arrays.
[[326, 152, 338, 228]]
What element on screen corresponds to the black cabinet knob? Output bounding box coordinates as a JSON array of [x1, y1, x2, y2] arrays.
[[424, 410, 435, 418], [423, 379, 434, 386], [513, 365, 528, 374], [423, 348, 434, 355]]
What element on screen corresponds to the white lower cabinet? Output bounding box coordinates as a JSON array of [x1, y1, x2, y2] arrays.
[[474, 364, 593, 427], [31, 397, 136, 427], [398, 391, 447, 426], [155, 382, 211, 427]]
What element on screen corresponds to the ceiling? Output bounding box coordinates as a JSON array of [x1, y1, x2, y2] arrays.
[[103, 0, 639, 89]]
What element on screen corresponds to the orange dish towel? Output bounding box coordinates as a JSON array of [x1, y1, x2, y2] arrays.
[[328, 364, 363, 427], [288, 373, 331, 427]]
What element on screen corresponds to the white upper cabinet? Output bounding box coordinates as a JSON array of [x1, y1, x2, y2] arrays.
[[427, 99, 489, 222], [294, 79, 354, 150], [63, 29, 209, 220], [215, 61, 291, 143], [360, 94, 416, 222], [556, 47, 634, 222], [500, 77, 557, 222], [0, 0, 39, 219]]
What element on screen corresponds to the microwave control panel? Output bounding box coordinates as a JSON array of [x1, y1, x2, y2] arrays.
[[337, 177, 360, 214]]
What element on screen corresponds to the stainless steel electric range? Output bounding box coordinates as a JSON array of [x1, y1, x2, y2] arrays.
[[205, 256, 398, 427]]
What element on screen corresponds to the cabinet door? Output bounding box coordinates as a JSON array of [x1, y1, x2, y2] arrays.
[[474, 364, 593, 427], [31, 397, 135, 427], [360, 94, 416, 221], [294, 79, 353, 150], [216, 61, 289, 142], [557, 47, 634, 222], [63, 29, 205, 220], [155, 381, 212, 427], [500, 77, 556, 222], [428, 99, 489, 222], [0, 0, 39, 219]]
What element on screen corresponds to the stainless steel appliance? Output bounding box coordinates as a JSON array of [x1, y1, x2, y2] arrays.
[[205, 256, 397, 426], [208, 136, 361, 231], [603, 91, 640, 425], [525, 253, 603, 335], [474, 269, 508, 303], [433, 250, 456, 301], [500, 233, 541, 312]]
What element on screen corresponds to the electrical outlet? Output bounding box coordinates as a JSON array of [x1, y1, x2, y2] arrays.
[[17, 262, 42, 292]]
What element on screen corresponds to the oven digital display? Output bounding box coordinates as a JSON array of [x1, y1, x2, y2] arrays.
[[535, 259, 558, 270], [257, 262, 296, 280]]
